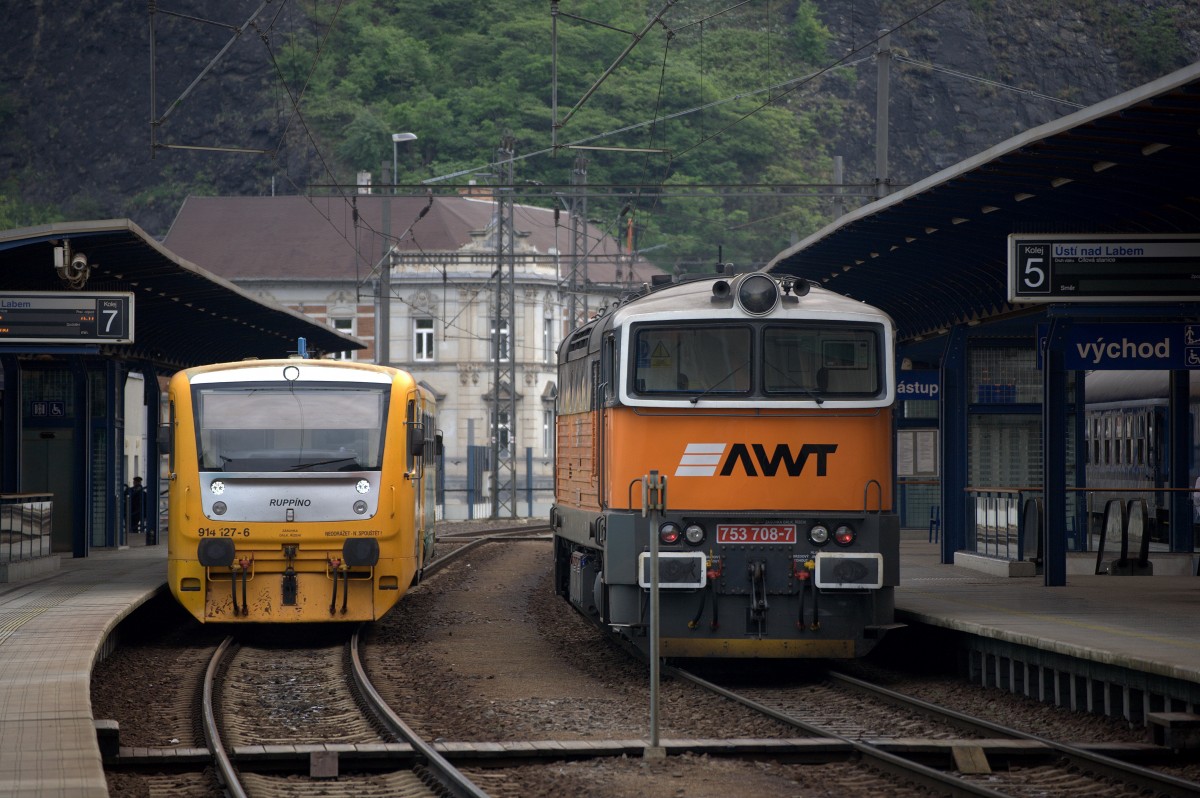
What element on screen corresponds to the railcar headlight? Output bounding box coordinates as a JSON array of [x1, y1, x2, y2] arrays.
[[684, 523, 706, 545], [210, 480, 225, 495], [736, 273, 779, 315], [355, 479, 371, 494], [353, 500, 368, 515], [809, 524, 830, 545], [659, 522, 682, 544], [212, 501, 227, 516], [834, 524, 856, 546]]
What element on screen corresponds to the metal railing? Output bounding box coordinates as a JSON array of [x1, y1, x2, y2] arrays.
[[964, 485, 1196, 563], [965, 487, 1032, 561], [0, 493, 53, 563]]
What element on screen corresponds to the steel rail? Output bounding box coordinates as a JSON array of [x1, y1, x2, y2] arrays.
[[669, 665, 1011, 798], [436, 523, 552, 539], [350, 628, 490, 798], [828, 669, 1200, 798], [201, 636, 247, 798], [420, 527, 551, 582]]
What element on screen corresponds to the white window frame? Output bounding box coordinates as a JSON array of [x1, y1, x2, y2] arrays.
[[414, 318, 435, 362], [543, 408, 554, 453], [494, 408, 512, 456], [491, 318, 510, 362], [331, 317, 355, 360]]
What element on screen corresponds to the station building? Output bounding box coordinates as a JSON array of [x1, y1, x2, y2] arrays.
[[0, 219, 358, 573], [768, 60, 1200, 584], [2, 61, 1198, 590], [163, 193, 660, 519]]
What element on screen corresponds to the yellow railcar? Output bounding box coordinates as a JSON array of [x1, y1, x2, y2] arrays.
[[167, 357, 438, 623], [552, 271, 900, 658]]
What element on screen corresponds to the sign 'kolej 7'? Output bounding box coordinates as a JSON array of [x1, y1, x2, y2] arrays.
[[0, 292, 134, 343], [1008, 234, 1200, 302]]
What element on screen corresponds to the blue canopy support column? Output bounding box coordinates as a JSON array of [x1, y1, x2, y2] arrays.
[[1168, 370, 1193, 553], [1072, 370, 1089, 550], [940, 326, 968, 565], [141, 361, 163, 545], [70, 357, 91, 558], [1, 356, 18, 493], [1042, 320, 1068, 586], [105, 360, 125, 549]]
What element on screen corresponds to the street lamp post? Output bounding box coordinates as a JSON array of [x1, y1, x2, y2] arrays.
[[379, 132, 417, 365], [391, 132, 417, 194]]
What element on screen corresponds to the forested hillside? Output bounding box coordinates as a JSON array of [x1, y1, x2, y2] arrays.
[[0, 1, 1196, 270]]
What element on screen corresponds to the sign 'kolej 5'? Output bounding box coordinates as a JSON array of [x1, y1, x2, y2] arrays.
[[1008, 233, 1200, 302]]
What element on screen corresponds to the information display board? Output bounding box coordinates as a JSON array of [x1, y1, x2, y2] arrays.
[[1008, 233, 1200, 302], [0, 292, 134, 343]]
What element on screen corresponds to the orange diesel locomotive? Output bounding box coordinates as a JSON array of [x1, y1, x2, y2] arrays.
[[551, 271, 900, 658], [167, 356, 438, 623]]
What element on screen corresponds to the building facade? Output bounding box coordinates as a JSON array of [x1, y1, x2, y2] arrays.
[[164, 193, 659, 519]]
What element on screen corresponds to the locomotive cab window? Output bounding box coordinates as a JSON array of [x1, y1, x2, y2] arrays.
[[629, 322, 884, 401], [192, 382, 389, 472], [632, 325, 751, 395], [763, 325, 882, 398]]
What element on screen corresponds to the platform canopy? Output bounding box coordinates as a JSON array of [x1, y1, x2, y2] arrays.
[[768, 62, 1200, 343], [0, 219, 361, 368]]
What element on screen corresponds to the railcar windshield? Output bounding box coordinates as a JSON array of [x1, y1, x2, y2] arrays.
[[630, 322, 884, 400], [193, 382, 389, 472]]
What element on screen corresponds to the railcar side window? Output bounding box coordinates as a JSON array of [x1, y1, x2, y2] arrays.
[[1108, 412, 1118, 463], [1136, 414, 1145, 465], [193, 383, 389, 472], [406, 399, 416, 472], [1104, 416, 1111, 465]]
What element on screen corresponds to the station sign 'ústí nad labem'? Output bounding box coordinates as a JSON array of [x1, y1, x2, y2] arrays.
[[1008, 233, 1200, 302]]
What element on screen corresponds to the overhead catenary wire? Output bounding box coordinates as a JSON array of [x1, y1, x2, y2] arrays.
[[893, 55, 1086, 109], [155, 0, 1090, 356]]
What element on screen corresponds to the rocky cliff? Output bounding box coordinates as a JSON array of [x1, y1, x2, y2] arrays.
[[0, 1, 1195, 239]]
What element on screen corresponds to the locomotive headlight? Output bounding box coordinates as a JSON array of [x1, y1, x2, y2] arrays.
[[210, 480, 225, 495], [809, 524, 830, 545], [659, 522, 682, 544], [353, 500, 368, 515], [684, 523, 706, 545], [212, 501, 227, 516], [736, 273, 779, 315], [355, 479, 371, 494], [834, 524, 856, 546]]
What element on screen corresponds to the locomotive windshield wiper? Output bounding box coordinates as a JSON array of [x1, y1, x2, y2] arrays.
[[687, 362, 748, 404], [285, 457, 358, 472], [763, 360, 823, 405]]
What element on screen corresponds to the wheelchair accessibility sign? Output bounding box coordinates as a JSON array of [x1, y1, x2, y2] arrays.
[[1187, 326, 1200, 368]]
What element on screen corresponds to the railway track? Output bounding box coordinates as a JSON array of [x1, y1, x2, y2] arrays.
[[202, 632, 487, 798], [434, 522, 551, 541], [101, 529, 1198, 797], [671, 664, 1200, 798]]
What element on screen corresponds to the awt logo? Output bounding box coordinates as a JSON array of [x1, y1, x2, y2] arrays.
[[675, 442, 837, 478]]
